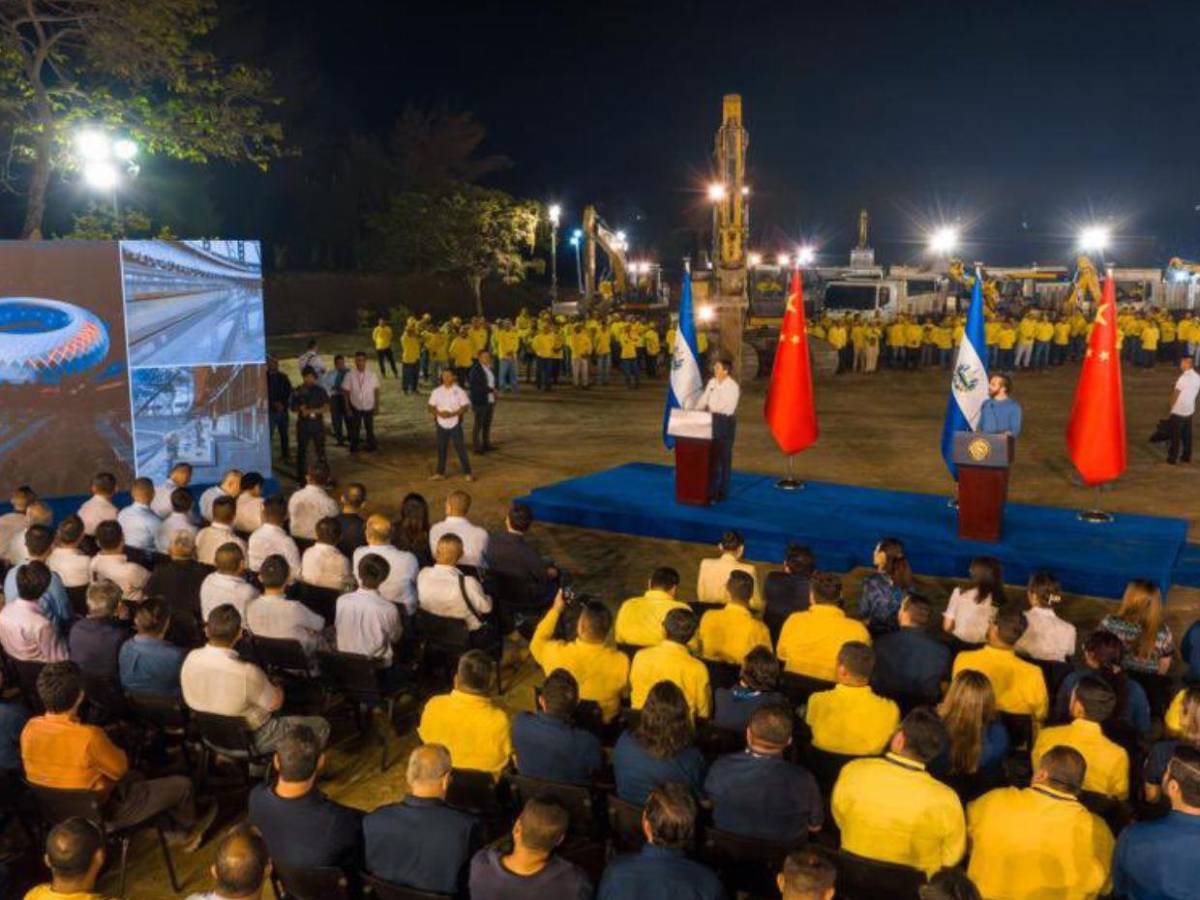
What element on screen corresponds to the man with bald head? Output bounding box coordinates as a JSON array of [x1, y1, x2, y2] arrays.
[[24, 817, 106, 900], [352, 514, 418, 613], [185, 825, 271, 900]]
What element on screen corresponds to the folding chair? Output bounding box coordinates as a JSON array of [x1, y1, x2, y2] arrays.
[[605, 793, 646, 854], [191, 710, 273, 787], [361, 872, 453, 899], [415, 609, 502, 693], [318, 649, 403, 771], [251, 634, 313, 677], [506, 773, 605, 839], [830, 848, 926, 900], [272, 861, 358, 900], [700, 825, 803, 897], [10, 658, 46, 714]]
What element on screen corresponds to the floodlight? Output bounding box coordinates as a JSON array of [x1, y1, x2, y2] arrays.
[[83, 160, 118, 190], [112, 138, 138, 161], [747, 252, 763, 267], [707, 183, 727, 202], [796, 245, 816, 266], [776, 253, 791, 267], [1079, 225, 1111, 254], [929, 226, 959, 255], [698, 305, 716, 322], [548, 203, 561, 225], [76, 130, 111, 162]]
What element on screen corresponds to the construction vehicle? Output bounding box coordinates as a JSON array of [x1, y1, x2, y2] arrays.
[[705, 93, 751, 377], [948, 259, 1001, 313], [582, 205, 628, 306], [1061, 255, 1102, 312]]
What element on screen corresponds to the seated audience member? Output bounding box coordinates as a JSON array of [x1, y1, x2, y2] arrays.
[[67, 580, 130, 682], [119, 597, 186, 698], [698, 570, 771, 664], [247, 495, 301, 576], [613, 681, 706, 805], [777, 572, 870, 682], [512, 668, 603, 784], [246, 555, 326, 658], [1183, 619, 1200, 684], [630, 609, 711, 719], [364, 743, 482, 894], [1114, 744, 1200, 900], [966, 746, 1113, 899], [469, 795, 592, 900], [416, 533, 494, 636], [196, 497, 247, 567], [8, 500, 52, 565], [47, 516, 92, 590], [696, 529, 760, 609], [0, 669, 29, 772], [806, 641, 900, 755], [597, 783, 723, 900], [713, 646, 786, 732], [486, 501, 557, 611], [288, 464, 338, 542], [417, 650, 511, 777], [23, 817, 106, 900], [871, 595, 951, 705], [248, 724, 362, 870], [394, 491, 434, 568], [1032, 675, 1129, 800], [145, 530, 208, 648], [428, 489, 489, 572], [22, 662, 216, 846], [354, 514, 418, 613], [89, 521, 150, 601], [234, 472, 265, 534], [0, 563, 68, 662], [1146, 685, 1200, 802], [199, 469, 243, 524], [933, 670, 1009, 781], [77, 472, 119, 536], [152, 463, 195, 519], [858, 537, 913, 635], [6, 523, 72, 631], [0, 485, 35, 560], [763, 543, 815, 644], [181, 604, 330, 754], [615, 567, 689, 648], [918, 868, 982, 900], [185, 825, 271, 900], [1055, 629, 1151, 738], [1014, 570, 1076, 662], [335, 553, 402, 667], [116, 477, 162, 555], [777, 848, 837, 900], [199, 543, 260, 622], [705, 703, 822, 842], [530, 591, 629, 723], [300, 517, 352, 590], [941, 556, 1004, 646], [156, 488, 199, 554], [832, 708, 965, 876], [952, 607, 1048, 721], [1099, 579, 1175, 675], [335, 482, 368, 557]]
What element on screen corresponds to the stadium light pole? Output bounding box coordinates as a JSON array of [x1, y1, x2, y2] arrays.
[[76, 129, 138, 227], [570, 230, 583, 293], [1078, 225, 1111, 259], [548, 204, 562, 302]]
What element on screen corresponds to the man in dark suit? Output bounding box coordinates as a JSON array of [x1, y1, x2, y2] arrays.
[[512, 669, 603, 785], [467, 349, 498, 453], [143, 530, 208, 648], [870, 595, 951, 706], [485, 502, 557, 635], [335, 483, 368, 558], [763, 543, 815, 644]]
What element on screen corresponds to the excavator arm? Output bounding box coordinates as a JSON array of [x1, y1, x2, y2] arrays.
[[582, 205, 628, 302], [948, 259, 999, 312], [1169, 257, 1200, 276], [1062, 255, 1102, 311]]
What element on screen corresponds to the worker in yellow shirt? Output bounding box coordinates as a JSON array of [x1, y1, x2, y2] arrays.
[[417, 650, 512, 778], [1180, 316, 1197, 365], [826, 319, 849, 373], [696, 329, 710, 369], [966, 746, 1113, 899], [832, 708, 967, 876], [1139, 318, 1160, 369], [806, 642, 900, 756], [1031, 676, 1129, 800], [1013, 313, 1037, 369], [493, 321, 520, 393], [776, 573, 870, 682], [951, 608, 1048, 721], [449, 327, 475, 382], [399, 321, 422, 394], [1069, 310, 1089, 361], [885, 318, 907, 369], [849, 316, 866, 373], [629, 608, 711, 719], [996, 318, 1018, 370], [614, 568, 689, 648], [423, 326, 448, 382], [531, 323, 558, 391], [568, 324, 593, 387], [984, 317, 1001, 369], [530, 591, 630, 722], [593, 318, 613, 385], [863, 318, 882, 373], [904, 318, 923, 369], [1032, 316, 1054, 369], [370, 316, 397, 380], [1052, 316, 1071, 366], [642, 325, 661, 378], [931, 321, 953, 369], [468, 317, 489, 353], [697, 571, 771, 665], [551, 321, 566, 384], [618, 327, 640, 388], [1161, 314, 1177, 363]]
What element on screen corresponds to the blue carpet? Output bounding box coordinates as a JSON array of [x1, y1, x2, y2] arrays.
[[519, 463, 1191, 601]]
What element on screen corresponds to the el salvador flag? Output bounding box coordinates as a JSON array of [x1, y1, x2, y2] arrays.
[[940, 269, 989, 478], [663, 268, 705, 448]]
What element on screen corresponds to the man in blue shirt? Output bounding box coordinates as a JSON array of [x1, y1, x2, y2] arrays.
[[978, 373, 1023, 437], [67, 580, 131, 682], [4, 524, 72, 634], [119, 597, 186, 698], [513, 668, 604, 785], [597, 783, 725, 900], [870, 596, 952, 705], [1113, 744, 1200, 900]]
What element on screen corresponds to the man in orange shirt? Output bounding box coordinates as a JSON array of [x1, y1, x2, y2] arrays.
[[21, 662, 216, 849]]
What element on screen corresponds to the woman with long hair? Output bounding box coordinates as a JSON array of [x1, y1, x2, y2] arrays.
[[858, 537, 914, 635], [1100, 580, 1174, 675], [1053, 630, 1151, 738], [613, 680, 706, 805], [936, 670, 1009, 777], [942, 556, 1006, 646], [1145, 685, 1200, 802], [392, 492, 433, 568], [1014, 570, 1076, 662]]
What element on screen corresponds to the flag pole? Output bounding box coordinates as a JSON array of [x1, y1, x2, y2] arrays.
[[776, 453, 804, 491], [1077, 484, 1114, 523]]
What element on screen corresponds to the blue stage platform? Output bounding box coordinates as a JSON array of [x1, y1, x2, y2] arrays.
[[519, 463, 1192, 601]]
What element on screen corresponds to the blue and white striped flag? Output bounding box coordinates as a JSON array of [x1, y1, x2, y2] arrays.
[[663, 269, 705, 448], [940, 269, 989, 477]]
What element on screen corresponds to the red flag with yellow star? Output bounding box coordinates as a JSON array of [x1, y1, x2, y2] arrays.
[[765, 268, 819, 453], [1066, 272, 1126, 485]]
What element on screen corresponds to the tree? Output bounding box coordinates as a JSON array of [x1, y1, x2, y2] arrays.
[[371, 184, 539, 316], [0, 0, 284, 238]]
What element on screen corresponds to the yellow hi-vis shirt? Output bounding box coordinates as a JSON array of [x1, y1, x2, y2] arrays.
[[619, 333, 639, 360], [776, 605, 871, 682], [952, 645, 1048, 721], [469, 327, 489, 351], [614, 590, 689, 648], [424, 331, 448, 362], [997, 326, 1017, 350], [372, 324, 393, 350], [531, 333, 557, 359], [806, 683, 900, 755], [643, 329, 661, 354], [529, 605, 629, 722], [1031, 719, 1129, 800], [495, 328, 520, 358], [417, 689, 512, 778], [569, 330, 593, 355], [1035, 321, 1055, 342], [697, 604, 771, 665], [400, 331, 421, 364], [629, 640, 712, 719], [449, 337, 475, 367], [1054, 322, 1071, 345]]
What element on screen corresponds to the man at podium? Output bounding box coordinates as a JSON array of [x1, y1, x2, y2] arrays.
[[693, 357, 741, 501], [979, 374, 1022, 438]]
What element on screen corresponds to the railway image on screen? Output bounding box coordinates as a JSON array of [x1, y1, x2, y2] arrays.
[[122, 240, 265, 367]]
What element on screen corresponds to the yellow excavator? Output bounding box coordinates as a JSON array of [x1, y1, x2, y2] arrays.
[[947, 259, 1000, 312], [1062, 255, 1102, 311], [1169, 257, 1200, 278], [582, 205, 628, 304]]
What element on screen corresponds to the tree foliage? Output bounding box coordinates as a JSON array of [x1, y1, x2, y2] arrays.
[[60, 201, 175, 239]]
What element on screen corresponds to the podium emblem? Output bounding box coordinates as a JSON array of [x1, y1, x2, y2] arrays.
[[968, 437, 992, 462]]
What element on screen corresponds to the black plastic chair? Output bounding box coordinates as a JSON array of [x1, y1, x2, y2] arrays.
[[779, 671, 833, 709], [252, 634, 314, 676], [696, 721, 746, 759], [361, 872, 453, 899], [318, 649, 401, 771], [616, 642, 641, 662], [830, 848, 927, 900], [1027, 657, 1073, 700], [125, 691, 194, 770], [506, 773, 605, 839], [688, 601, 726, 619], [414, 609, 502, 693], [293, 582, 340, 625], [700, 825, 804, 897], [10, 658, 46, 714], [446, 767, 503, 818], [702, 658, 742, 691], [1127, 670, 1177, 720], [272, 861, 358, 900], [66, 585, 89, 618], [605, 794, 646, 854], [81, 673, 127, 725], [999, 713, 1034, 753], [801, 745, 860, 797], [191, 710, 273, 787]]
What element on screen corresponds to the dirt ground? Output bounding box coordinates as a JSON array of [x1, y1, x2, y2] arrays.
[[100, 332, 1200, 898]]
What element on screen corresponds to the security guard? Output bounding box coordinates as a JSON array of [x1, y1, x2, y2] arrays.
[[291, 366, 330, 478]]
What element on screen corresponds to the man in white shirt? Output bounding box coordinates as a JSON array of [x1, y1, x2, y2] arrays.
[[428, 490, 489, 574], [416, 533, 492, 633], [196, 497, 247, 567], [245, 555, 326, 658], [199, 543, 260, 622], [7, 500, 52, 566], [345, 350, 381, 453], [152, 462, 196, 520], [287, 464, 338, 543], [156, 488, 199, 554], [692, 356, 741, 501], [78, 472, 120, 537], [47, 516, 92, 589], [117, 477, 162, 556], [247, 496, 301, 576], [0, 486, 35, 562], [296, 338, 327, 380], [335, 554, 403, 666], [89, 521, 150, 601], [199, 470, 243, 523], [234, 472, 266, 534], [428, 368, 474, 481], [300, 518, 353, 591], [696, 528, 762, 610], [1167, 356, 1200, 465], [353, 514, 418, 613]]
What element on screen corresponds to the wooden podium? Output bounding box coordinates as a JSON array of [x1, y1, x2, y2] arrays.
[[668, 409, 715, 506], [954, 431, 1014, 542]]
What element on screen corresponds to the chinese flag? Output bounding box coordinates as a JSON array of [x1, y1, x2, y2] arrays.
[[1066, 273, 1126, 485], [765, 268, 819, 453]]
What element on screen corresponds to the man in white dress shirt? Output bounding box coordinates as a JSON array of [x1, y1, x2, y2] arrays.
[[156, 488, 199, 554], [335, 554, 403, 670], [47, 516, 92, 589], [199, 470, 242, 524], [152, 463, 196, 520], [692, 356, 741, 501], [288, 464, 338, 543], [428, 368, 474, 481], [248, 496, 301, 576], [416, 534, 493, 636], [0, 486, 35, 562], [345, 350, 381, 453], [300, 518, 353, 591], [234, 472, 266, 534], [78, 472, 119, 537], [200, 543, 260, 622], [88, 521, 150, 601], [245, 555, 326, 658], [195, 497, 247, 567], [1167, 356, 1200, 465], [6, 500, 51, 566], [353, 514, 418, 613], [117, 478, 162, 556], [428, 490, 489, 574]]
